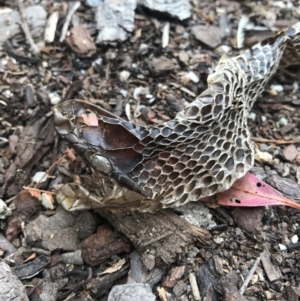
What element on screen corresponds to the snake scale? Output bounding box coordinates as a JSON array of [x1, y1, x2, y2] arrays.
[[53, 22, 300, 212]]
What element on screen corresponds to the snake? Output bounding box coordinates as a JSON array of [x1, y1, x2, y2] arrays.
[[53, 22, 300, 212]]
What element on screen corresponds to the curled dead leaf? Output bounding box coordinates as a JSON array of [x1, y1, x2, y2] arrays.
[[216, 172, 300, 210]]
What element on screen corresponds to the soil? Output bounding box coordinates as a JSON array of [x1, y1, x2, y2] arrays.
[[1, 1, 300, 300]]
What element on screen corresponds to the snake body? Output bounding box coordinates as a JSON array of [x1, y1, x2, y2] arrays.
[[54, 22, 300, 212]]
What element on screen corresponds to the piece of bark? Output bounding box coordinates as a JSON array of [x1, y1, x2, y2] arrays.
[[260, 248, 282, 282], [192, 25, 222, 48], [14, 255, 50, 279], [24, 207, 94, 252], [162, 266, 186, 288], [138, 0, 191, 20], [6, 190, 40, 242], [81, 225, 131, 266], [128, 251, 164, 288], [220, 272, 250, 301], [86, 263, 129, 297], [197, 257, 220, 301], [231, 207, 264, 234], [267, 174, 300, 200], [0, 5, 46, 46], [97, 209, 210, 268], [2, 116, 56, 197], [96, 0, 136, 44], [31, 281, 59, 301], [0, 261, 29, 301], [285, 286, 299, 301]]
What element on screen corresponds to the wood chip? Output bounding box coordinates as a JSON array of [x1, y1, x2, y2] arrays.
[[191, 25, 222, 48], [260, 248, 282, 282]]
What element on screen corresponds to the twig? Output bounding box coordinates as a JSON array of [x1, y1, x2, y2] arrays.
[[239, 257, 261, 295], [189, 273, 201, 301], [59, 1, 81, 42], [44, 10, 60, 43], [23, 186, 56, 194], [17, 0, 40, 54], [162, 22, 170, 48], [33, 154, 67, 188], [251, 137, 300, 145]]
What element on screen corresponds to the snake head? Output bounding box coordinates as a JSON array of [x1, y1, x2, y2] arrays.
[[52, 100, 153, 197]]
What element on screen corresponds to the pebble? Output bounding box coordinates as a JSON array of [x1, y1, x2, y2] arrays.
[[119, 70, 130, 82], [255, 151, 273, 163], [0, 199, 12, 219], [259, 143, 269, 152], [270, 84, 284, 92], [278, 117, 288, 127], [261, 115, 267, 123], [61, 250, 83, 265], [215, 45, 231, 55], [108, 284, 156, 301], [92, 58, 102, 66], [186, 71, 199, 83], [291, 235, 299, 243], [49, 92, 61, 105], [41, 193, 55, 210], [282, 163, 290, 177], [213, 237, 224, 244], [264, 290, 273, 300], [293, 81, 299, 92], [32, 171, 48, 183], [248, 112, 256, 121], [42, 61, 48, 68], [3, 90, 13, 98], [251, 274, 258, 284], [282, 144, 298, 162], [105, 50, 117, 60], [278, 244, 287, 251], [178, 50, 189, 64]]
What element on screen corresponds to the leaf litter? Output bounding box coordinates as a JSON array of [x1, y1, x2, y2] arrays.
[[0, 0, 300, 300]]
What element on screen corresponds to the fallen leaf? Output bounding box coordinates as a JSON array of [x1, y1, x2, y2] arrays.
[[99, 258, 126, 275], [216, 172, 300, 210], [25, 187, 42, 200], [22, 253, 36, 263], [81, 112, 98, 126]]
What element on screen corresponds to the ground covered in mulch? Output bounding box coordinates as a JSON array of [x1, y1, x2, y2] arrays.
[[1, 0, 300, 300]]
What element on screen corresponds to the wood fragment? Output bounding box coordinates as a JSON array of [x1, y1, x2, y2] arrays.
[[189, 273, 201, 301], [260, 248, 282, 282], [44, 10, 59, 43], [162, 22, 170, 48], [239, 257, 261, 295], [97, 209, 211, 268]]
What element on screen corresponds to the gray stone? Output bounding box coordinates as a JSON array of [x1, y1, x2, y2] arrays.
[[0, 261, 29, 301], [108, 283, 155, 301]]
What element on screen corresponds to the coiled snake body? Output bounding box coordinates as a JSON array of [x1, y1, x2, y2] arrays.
[[54, 22, 300, 212]]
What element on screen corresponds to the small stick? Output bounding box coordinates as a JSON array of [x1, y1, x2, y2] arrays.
[[162, 22, 170, 48], [251, 137, 300, 145], [239, 257, 261, 295], [189, 273, 201, 301], [59, 1, 81, 42], [17, 0, 40, 54], [44, 10, 60, 43]]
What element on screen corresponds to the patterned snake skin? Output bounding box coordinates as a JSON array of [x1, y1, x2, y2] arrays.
[[53, 22, 300, 212]]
